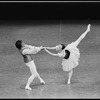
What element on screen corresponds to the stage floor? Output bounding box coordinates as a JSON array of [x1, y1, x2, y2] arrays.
[[0, 54, 100, 98], [0, 21, 100, 98]]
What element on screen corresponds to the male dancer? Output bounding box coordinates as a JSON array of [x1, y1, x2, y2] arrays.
[[15, 40, 45, 90]]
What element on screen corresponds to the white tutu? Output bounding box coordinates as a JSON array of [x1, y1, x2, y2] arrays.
[[62, 42, 80, 71]]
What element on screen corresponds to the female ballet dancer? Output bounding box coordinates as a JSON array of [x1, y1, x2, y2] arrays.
[[15, 40, 45, 90], [44, 24, 91, 84]]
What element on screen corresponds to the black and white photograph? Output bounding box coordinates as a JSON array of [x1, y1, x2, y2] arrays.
[[0, 1, 100, 98]]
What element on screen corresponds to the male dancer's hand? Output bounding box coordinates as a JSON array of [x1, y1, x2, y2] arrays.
[[40, 46, 45, 51], [41, 46, 46, 51]]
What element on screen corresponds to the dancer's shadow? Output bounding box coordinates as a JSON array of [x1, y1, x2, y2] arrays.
[[19, 83, 45, 90], [55, 78, 80, 85], [24, 84, 46, 98]]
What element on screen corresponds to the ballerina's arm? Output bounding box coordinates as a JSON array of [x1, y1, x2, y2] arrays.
[[43, 45, 59, 50], [45, 48, 64, 57]]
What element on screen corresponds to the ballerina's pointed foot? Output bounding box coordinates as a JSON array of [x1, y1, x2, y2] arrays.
[[67, 81, 71, 85], [25, 86, 32, 90]]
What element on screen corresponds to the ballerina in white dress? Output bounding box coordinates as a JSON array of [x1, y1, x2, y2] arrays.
[[44, 24, 91, 84]]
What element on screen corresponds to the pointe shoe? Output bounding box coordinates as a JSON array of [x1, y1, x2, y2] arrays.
[[67, 81, 71, 85], [25, 86, 32, 90]]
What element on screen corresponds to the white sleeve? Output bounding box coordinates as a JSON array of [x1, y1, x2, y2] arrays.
[[34, 47, 41, 52], [26, 45, 35, 49], [22, 48, 37, 55]]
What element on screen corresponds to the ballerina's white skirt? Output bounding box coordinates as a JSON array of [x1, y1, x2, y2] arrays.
[[62, 46, 80, 72]]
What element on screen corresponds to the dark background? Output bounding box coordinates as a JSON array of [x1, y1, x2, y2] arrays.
[[0, 2, 99, 20]]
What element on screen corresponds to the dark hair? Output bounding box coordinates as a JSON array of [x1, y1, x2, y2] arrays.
[[64, 50, 70, 59], [15, 40, 22, 50], [61, 44, 65, 50]]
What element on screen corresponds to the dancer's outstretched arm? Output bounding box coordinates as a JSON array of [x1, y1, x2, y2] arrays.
[[74, 24, 91, 47], [45, 48, 58, 56], [44, 46, 58, 50], [45, 48, 64, 57], [25, 44, 43, 52], [22, 46, 43, 55]]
